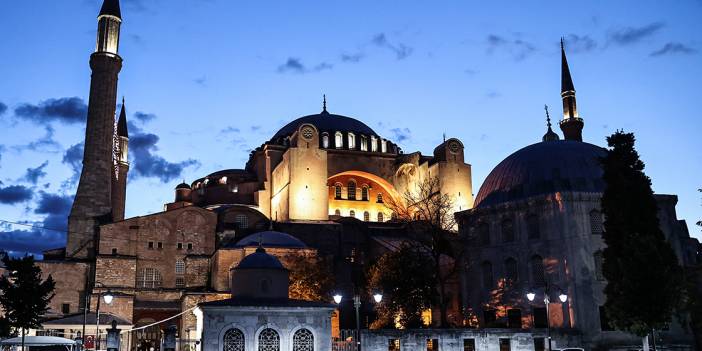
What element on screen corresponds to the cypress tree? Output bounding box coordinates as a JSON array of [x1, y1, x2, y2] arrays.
[[600, 131, 684, 337]]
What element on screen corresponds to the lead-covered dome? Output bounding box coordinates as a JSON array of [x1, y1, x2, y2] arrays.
[[475, 140, 606, 208], [235, 247, 286, 270], [272, 111, 378, 140], [234, 231, 307, 248]]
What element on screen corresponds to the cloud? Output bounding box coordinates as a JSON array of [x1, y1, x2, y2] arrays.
[[129, 127, 200, 182], [563, 34, 597, 53], [0, 184, 34, 204], [650, 42, 697, 56], [14, 97, 87, 125], [276, 58, 333, 74], [608, 22, 664, 46], [0, 145, 5, 168], [12, 125, 62, 153], [340, 53, 364, 63], [485, 90, 501, 99], [194, 76, 207, 86], [0, 102, 7, 115], [389, 128, 412, 143], [372, 33, 413, 60], [61, 142, 84, 187], [134, 111, 156, 123], [220, 126, 240, 134], [23, 161, 49, 185], [486, 34, 536, 61]]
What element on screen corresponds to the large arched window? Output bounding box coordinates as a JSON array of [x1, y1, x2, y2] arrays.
[[363, 211, 370, 222], [526, 214, 539, 239], [371, 136, 378, 152], [347, 180, 356, 200], [258, 328, 280, 351], [293, 328, 314, 351], [334, 183, 342, 199], [334, 132, 343, 149], [137, 268, 162, 289], [377, 212, 384, 222], [361, 185, 369, 201], [504, 257, 518, 283], [481, 261, 493, 288], [530, 255, 546, 287], [223, 328, 245, 351], [347, 133, 356, 149], [501, 219, 514, 243], [590, 210, 603, 235]]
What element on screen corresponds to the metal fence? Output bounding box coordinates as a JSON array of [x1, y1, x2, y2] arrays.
[[333, 330, 358, 351]]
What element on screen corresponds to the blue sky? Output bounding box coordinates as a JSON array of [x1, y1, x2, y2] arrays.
[[1, 0, 701, 255]]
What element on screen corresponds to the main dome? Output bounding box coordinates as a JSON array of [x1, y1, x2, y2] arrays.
[[272, 111, 378, 140], [474, 140, 606, 208]]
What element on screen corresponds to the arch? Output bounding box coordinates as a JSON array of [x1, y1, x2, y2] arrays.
[[291, 328, 313, 351], [334, 209, 341, 216], [377, 212, 384, 222], [334, 183, 342, 199], [218, 323, 249, 351], [328, 170, 400, 205], [361, 185, 369, 201], [257, 327, 280, 351], [288, 326, 319, 351], [347, 132, 356, 149], [334, 132, 343, 148], [321, 133, 329, 148], [222, 328, 245, 351], [347, 180, 357, 200], [349, 210, 356, 218], [504, 257, 518, 283], [363, 211, 370, 222]]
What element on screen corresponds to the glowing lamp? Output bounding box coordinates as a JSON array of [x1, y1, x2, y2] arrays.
[[526, 292, 536, 302], [558, 293, 568, 303], [333, 294, 342, 304], [103, 292, 114, 304], [373, 293, 383, 303]]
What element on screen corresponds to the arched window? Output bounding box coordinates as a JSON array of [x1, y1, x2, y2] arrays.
[[223, 328, 245, 351], [478, 223, 490, 246], [526, 214, 539, 239], [175, 260, 185, 274], [590, 210, 603, 235], [371, 136, 378, 152], [504, 257, 518, 283], [381, 139, 387, 153], [377, 212, 384, 222], [530, 255, 546, 287], [481, 261, 493, 288], [376, 193, 383, 203], [360, 135, 368, 151], [321, 133, 329, 148], [363, 211, 370, 222], [334, 209, 341, 216], [136, 268, 162, 289], [219, 176, 228, 185], [235, 214, 248, 229], [594, 251, 604, 281], [349, 210, 355, 218], [258, 328, 280, 351], [361, 185, 369, 201], [293, 328, 314, 351], [347, 180, 356, 200], [335, 132, 343, 148], [501, 219, 514, 243], [334, 183, 342, 199], [347, 133, 356, 149]]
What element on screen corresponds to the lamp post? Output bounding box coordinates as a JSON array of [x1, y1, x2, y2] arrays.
[[82, 282, 114, 350], [526, 285, 567, 351], [333, 292, 382, 351]]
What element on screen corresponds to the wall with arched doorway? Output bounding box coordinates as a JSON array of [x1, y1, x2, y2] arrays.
[[327, 171, 400, 222]]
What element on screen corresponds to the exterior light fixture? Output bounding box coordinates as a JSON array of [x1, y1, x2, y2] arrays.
[[333, 294, 342, 304], [558, 293, 568, 303], [103, 291, 114, 304], [373, 293, 383, 303], [526, 292, 536, 302]]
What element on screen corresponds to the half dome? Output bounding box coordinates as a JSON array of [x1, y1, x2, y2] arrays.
[[235, 231, 307, 248]]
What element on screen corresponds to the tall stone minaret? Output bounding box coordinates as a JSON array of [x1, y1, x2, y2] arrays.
[[558, 38, 585, 141], [67, 0, 123, 259], [111, 99, 129, 221]]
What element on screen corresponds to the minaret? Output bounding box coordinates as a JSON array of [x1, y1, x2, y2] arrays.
[[67, 0, 123, 259], [111, 98, 129, 221], [558, 38, 584, 141]]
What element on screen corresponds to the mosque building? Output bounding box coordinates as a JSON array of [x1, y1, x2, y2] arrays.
[[30, 0, 701, 350]]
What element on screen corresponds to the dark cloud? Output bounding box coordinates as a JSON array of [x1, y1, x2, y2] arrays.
[[650, 42, 697, 56], [340, 53, 364, 63], [194, 76, 207, 86], [220, 126, 240, 134], [608, 22, 664, 46], [486, 34, 536, 61], [12, 125, 62, 153], [23, 161, 49, 185], [389, 128, 411, 143], [62, 142, 84, 186], [276, 58, 333, 74], [130, 127, 200, 182], [563, 34, 597, 53], [372, 33, 413, 60], [0, 184, 34, 204], [0, 102, 7, 115], [14, 97, 87, 125], [134, 111, 157, 123]]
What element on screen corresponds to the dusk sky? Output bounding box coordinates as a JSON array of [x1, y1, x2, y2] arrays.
[[1, 0, 701, 256]]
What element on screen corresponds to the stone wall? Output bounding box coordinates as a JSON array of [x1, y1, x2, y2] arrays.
[[38, 260, 90, 317], [96, 255, 136, 287], [361, 329, 548, 351]]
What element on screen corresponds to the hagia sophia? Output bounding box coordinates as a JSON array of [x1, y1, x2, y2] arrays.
[[25, 0, 701, 350]]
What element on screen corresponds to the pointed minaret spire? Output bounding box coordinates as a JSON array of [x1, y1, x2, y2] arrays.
[[558, 38, 584, 141], [542, 104, 560, 142], [99, 0, 122, 19], [117, 97, 128, 137], [322, 94, 328, 113]]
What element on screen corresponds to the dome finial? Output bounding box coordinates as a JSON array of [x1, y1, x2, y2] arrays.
[[256, 233, 265, 253], [543, 104, 560, 142], [322, 94, 327, 113], [545, 104, 552, 129]]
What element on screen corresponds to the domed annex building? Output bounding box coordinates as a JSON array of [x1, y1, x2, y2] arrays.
[[455, 43, 699, 349]]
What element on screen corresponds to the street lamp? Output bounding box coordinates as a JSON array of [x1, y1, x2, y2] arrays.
[[526, 285, 568, 351], [82, 282, 114, 350], [333, 292, 382, 351], [372, 293, 383, 304]]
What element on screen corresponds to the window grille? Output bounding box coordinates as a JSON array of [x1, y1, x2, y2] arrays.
[[175, 260, 185, 274], [292, 328, 314, 351], [530, 255, 546, 286], [361, 186, 369, 201], [376, 193, 383, 203], [335, 184, 342, 199], [347, 181, 356, 200], [258, 328, 280, 351], [137, 268, 162, 289], [590, 210, 603, 235], [377, 212, 384, 222], [223, 328, 245, 351], [175, 277, 185, 288], [235, 214, 249, 229], [363, 211, 370, 222], [594, 251, 605, 281]]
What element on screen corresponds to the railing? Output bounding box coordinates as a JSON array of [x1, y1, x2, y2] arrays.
[[332, 330, 357, 351]]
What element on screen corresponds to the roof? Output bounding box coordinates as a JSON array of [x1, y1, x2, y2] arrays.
[[99, 0, 121, 19], [199, 297, 334, 308], [474, 140, 606, 208], [43, 312, 131, 326], [232, 231, 307, 248], [1, 336, 78, 346], [235, 247, 286, 270], [272, 111, 378, 140], [176, 182, 191, 190]]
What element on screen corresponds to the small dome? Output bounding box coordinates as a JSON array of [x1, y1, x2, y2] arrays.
[[175, 182, 191, 190], [235, 247, 285, 270], [475, 140, 606, 208], [272, 112, 378, 140], [235, 231, 307, 248]]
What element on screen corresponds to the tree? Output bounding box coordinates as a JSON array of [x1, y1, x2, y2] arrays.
[[367, 243, 436, 329], [384, 176, 460, 327], [0, 254, 55, 349], [287, 254, 335, 302], [600, 131, 684, 339]]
